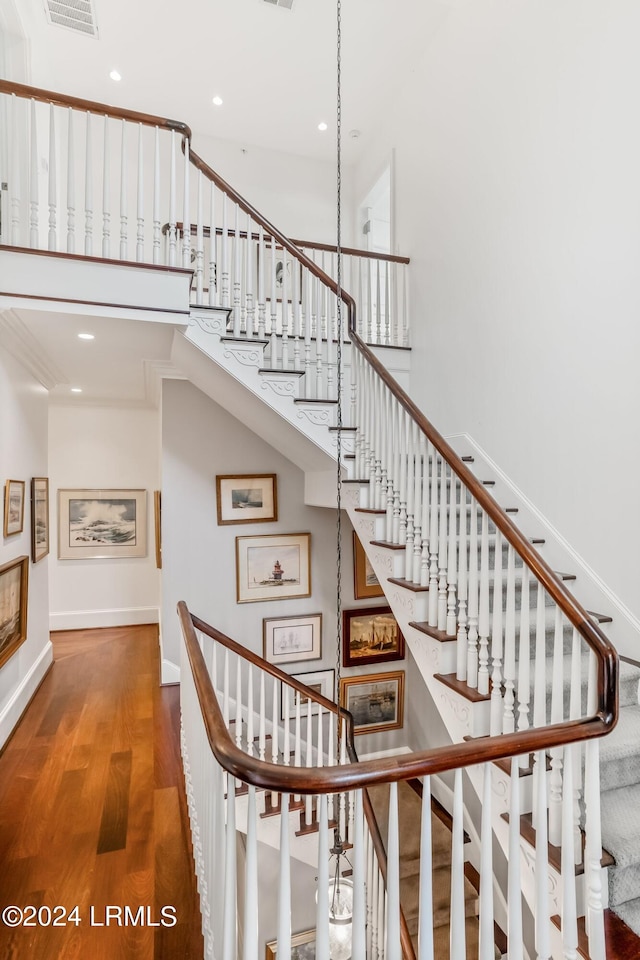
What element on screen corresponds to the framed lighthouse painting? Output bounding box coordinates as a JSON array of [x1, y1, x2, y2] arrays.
[[235, 532, 311, 603]]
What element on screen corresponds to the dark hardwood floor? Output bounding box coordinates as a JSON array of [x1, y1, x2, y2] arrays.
[[0, 624, 203, 960]]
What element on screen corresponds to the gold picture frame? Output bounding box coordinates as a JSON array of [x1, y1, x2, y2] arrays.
[[236, 532, 311, 603], [4, 479, 25, 537], [266, 928, 316, 960], [31, 477, 50, 563], [0, 555, 29, 670], [154, 490, 162, 569], [353, 531, 384, 599], [339, 670, 405, 736]]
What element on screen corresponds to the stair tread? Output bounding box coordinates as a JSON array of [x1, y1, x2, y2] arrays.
[[434, 672, 491, 703], [601, 782, 640, 868], [221, 335, 268, 345], [354, 507, 386, 515], [294, 397, 338, 404], [409, 621, 456, 643], [551, 911, 640, 960], [387, 576, 429, 593], [503, 812, 614, 874], [587, 610, 613, 624], [259, 367, 305, 376], [370, 539, 408, 551]]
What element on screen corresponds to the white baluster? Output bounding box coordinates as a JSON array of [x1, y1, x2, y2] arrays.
[[549, 608, 565, 847], [477, 510, 491, 693], [375, 259, 382, 343], [352, 790, 366, 959], [437, 460, 449, 630], [293, 690, 301, 804], [257, 226, 266, 337], [413, 423, 423, 583], [534, 748, 552, 960], [384, 260, 391, 344], [28, 98, 37, 247], [271, 676, 279, 807], [428, 454, 439, 626], [325, 255, 333, 397], [489, 530, 503, 737], [561, 746, 579, 960], [479, 763, 495, 960], [456, 480, 468, 681], [316, 794, 330, 960], [305, 698, 313, 826], [466, 497, 479, 687], [584, 650, 605, 960], [135, 123, 144, 261], [281, 246, 289, 369], [168, 129, 176, 266], [153, 126, 160, 264], [508, 757, 524, 960], [292, 248, 301, 370], [277, 795, 291, 960], [195, 171, 204, 304], [246, 665, 254, 756], [314, 276, 323, 396], [232, 204, 240, 333], [246, 213, 255, 335], [303, 268, 312, 395], [258, 672, 266, 762], [418, 775, 434, 960], [243, 785, 259, 960], [502, 544, 516, 732], [84, 112, 93, 255], [517, 565, 531, 759], [397, 408, 407, 539], [66, 108, 75, 253], [182, 137, 191, 269], [208, 185, 217, 303], [222, 774, 237, 960], [385, 782, 401, 960], [404, 415, 415, 580], [235, 656, 243, 754], [569, 628, 583, 865], [48, 104, 57, 250], [446, 471, 458, 636], [221, 194, 229, 307], [119, 119, 127, 259], [533, 580, 547, 728], [450, 768, 466, 960], [102, 115, 111, 258]]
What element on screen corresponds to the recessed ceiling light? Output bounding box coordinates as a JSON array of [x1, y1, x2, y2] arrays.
[[71, 387, 83, 393], [318, 122, 328, 132], [212, 96, 223, 106], [78, 333, 95, 340], [109, 70, 122, 82]]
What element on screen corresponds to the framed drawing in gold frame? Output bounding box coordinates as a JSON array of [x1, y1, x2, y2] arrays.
[[0, 555, 29, 670], [353, 531, 384, 599], [4, 479, 25, 537], [31, 477, 50, 563]]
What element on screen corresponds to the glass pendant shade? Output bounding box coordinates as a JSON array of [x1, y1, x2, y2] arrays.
[[327, 877, 353, 960]]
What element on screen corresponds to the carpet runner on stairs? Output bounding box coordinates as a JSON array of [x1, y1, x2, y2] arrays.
[[366, 780, 483, 959]]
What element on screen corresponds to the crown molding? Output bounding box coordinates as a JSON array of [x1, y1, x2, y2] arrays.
[[0, 308, 67, 389]]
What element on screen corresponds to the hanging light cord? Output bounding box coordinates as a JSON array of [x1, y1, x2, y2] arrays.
[[334, 0, 343, 764]]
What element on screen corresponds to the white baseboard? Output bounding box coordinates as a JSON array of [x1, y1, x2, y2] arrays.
[[49, 606, 160, 631], [0, 641, 53, 749], [162, 658, 180, 684]]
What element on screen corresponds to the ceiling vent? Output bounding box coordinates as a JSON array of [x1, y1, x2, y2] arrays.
[[44, 0, 98, 37], [263, 0, 295, 9]]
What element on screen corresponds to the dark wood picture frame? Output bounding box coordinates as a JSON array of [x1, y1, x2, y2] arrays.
[[31, 477, 50, 563], [216, 474, 278, 526], [4, 479, 25, 537], [342, 605, 405, 668], [0, 555, 29, 670], [353, 531, 384, 599], [154, 490, 162, 569]]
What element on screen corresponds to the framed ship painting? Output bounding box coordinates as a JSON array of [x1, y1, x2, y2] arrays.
[[263, 613, 322, 666], [58, 489, 147, 560], [0, 555, 29, 670], [236, 533, 311, 603], [342, 605, 404, 667], [339, 671, 405, 736]]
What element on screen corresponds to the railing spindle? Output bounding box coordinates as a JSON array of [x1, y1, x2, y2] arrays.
[[277, 794, 291, 960], [84, 112, 93, 255], [466, 497, 479, 687], [418, 775, 434, 960], [508, 757, 524, 960], [450, 768, 466, 960], [502, 544, 516, 732], [48, 103, 57, 250], [479, 763, 495, 959], [182, 137, 191, 269], [136, 122, 144, 261], [243, 785, 259, 960], [28, 98, 37, 247], [153, 126, 160, 264], [119, 119, 127, 259], [385, 782, 401, 960], [66, 108, 75, 252]]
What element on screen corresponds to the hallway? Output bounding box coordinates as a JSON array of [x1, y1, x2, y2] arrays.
[[0, 624, 203, 960]]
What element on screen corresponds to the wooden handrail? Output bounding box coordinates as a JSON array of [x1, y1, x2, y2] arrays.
[[0, 79, 191, 137], [179, 601, 615, 795], [161, 221, 410, 265]]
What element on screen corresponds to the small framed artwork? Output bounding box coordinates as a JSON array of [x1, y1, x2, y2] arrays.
[[339, 670, 405, 736], [353, 532, 384, 599], [236, 532, 311, 603], [281, 668, 334, 720], [342, 605, 405, 668], [31, 477, 50, 563], [154, 490, 162, 569], [216, 473, 278, 525], [266, 928, 316, 960], [263, 613, 322, 666], [58, 489, 147, 560], [0, 555, 29, 670], [4, 480, 25, 537]]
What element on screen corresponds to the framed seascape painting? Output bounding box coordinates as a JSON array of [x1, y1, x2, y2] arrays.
[[58, 489, 147, 560], [216, 473, 277, 525], [263, 612, 322, 666], [342, 605, 405, 668], [339, 671, 405, 736], [281, 668, 334, 720], [0, 555, 29, 670], [4, 480, 25, 537], [31, 477, 50, 563], [236, 532, 311, 603], [266, 929, 316, 960], [353, 531, 384, 599]]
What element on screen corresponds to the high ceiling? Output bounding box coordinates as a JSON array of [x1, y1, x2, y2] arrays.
[[11, 0, 450, 163]]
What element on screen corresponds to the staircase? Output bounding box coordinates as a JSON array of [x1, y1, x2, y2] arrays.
[[0, 78, 632, 960]]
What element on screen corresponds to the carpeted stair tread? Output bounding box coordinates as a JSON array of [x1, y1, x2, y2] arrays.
[[601, 782, 640, 870], [537, 655, 640, 710], [599, 704, 640, 792]]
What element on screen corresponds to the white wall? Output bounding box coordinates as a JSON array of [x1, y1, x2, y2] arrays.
[[354, 1, 640, 629], [161, 379, 411, 750], [192, 132, 354, 247], [48, 403, 160, 630], [0, 344, 52, 747]]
